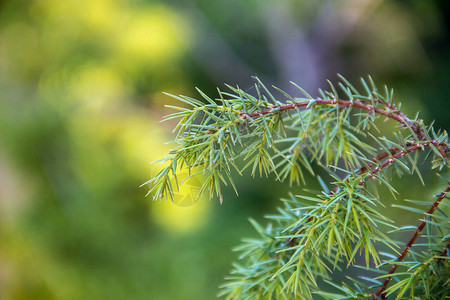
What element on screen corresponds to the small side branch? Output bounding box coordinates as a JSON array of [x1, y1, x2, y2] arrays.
[[284, 141, 447, 247], [360, 140, 448, 185], [372, 184, 450, 299]]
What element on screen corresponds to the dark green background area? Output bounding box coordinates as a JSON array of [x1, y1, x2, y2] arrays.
[[0, 0, 448, 299]]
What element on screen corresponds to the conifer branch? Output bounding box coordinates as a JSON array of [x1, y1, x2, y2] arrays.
[[373, 184, 450, 299], [149, 76, 449, 299]]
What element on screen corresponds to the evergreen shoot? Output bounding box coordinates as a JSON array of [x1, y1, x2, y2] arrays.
[[143, 75, 449, 299]]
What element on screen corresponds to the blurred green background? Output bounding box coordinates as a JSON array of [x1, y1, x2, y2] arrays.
[[0, 0, 449, 299]]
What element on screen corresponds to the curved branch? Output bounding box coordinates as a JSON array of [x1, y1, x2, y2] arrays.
[[240, 99, 423, 138], [372, 184, 450, 299]]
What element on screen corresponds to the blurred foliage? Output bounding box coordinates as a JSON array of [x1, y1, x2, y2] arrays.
[[0, 0, 449, 299]]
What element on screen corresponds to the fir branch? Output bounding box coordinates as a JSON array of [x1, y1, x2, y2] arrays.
[[149, 76, 450, 299]]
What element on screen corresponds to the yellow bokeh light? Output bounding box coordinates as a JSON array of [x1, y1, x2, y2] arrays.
[[69, 64, 127, 111], [30, 0, 205, 234], [67, 105, 211, 233], [150, 170, 210, 234], [151, 198, 210, 234], [117, 6, 189, 64]]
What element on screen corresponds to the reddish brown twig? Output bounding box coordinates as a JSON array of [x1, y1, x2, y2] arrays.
[[360, 140, 448, 185], [357, 147, 400, 174], [239, 99, 423, 139], [372, 184, 450, 299]]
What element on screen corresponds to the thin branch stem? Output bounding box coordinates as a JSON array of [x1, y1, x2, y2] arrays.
[[360, 140, 448, 185], [240, 99, 423, 138], [372, 184, 450, 299], [357, 146, 400, 175]]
